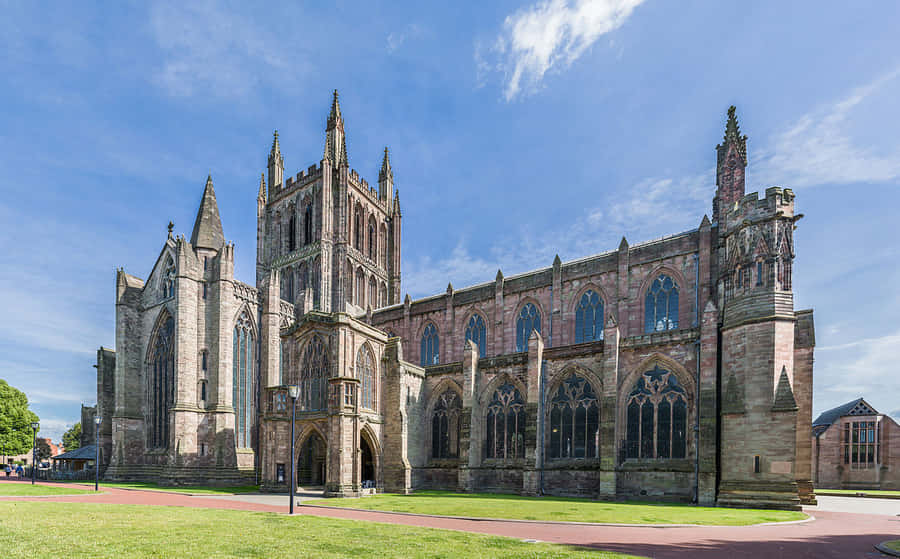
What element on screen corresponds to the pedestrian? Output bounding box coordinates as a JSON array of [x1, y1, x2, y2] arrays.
[[16, 464, 24, 479], [4, 464, 10, 478]]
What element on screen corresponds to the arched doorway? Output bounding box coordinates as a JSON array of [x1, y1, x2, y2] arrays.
[[298, 431, 326, 487], [360, 435, 376, 489]]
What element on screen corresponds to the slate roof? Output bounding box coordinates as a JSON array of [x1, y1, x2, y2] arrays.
[[812, 398, 879, 428], [51, 444, 97, 461]]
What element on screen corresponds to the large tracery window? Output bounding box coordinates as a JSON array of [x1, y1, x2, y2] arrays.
[[464, 314, 487, 358], [300, 335, 329, 411], [644, 274, 679, 333], [843, 420, 881, 469], [431, 390, 461, 459], [515, 303, 541, 352], [161, 256, 175, 299], [625, 365, 687, 460], [357, 344, 376, 410], [548, 374, 600, 459], [148, 315, 174, 449], [484, 383, 526, 460], [575, 290, 604, 343], [232, 312, 254, 448], [420, 323, 439, 366]]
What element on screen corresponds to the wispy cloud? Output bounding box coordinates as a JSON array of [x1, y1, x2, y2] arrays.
[[149, 1, 305, 99], [387, 24, 425, 53], [486, 0, 646, 100], [754, 67, 900, 188], [814, 330, 900, 419]]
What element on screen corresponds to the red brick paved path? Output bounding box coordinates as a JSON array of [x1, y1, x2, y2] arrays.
[[4, 481, 899, 558]]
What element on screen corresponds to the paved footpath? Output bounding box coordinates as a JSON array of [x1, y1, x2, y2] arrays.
[[4, 481, 900, 558]]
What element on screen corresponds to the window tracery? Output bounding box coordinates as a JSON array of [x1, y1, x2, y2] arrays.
[[644, 274, 679, 333], [357, 344, 376, 410], [485, 383, 526, 460], [625, 365, 687, 459], [515, 303, 541, 352], [464, 314, 487, 358], [233, 311, 254, 448], [575, 290, 604, 343], [161, 257, 175, 299], [148, 315, 174, 449], [431, 390, 461, 459], [420, 323, 439, 366], [548, 374, 600, 459], [299, 335, 328, 411]]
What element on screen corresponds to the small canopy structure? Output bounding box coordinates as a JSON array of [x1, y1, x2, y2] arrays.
[[50, 445, 97, 471]]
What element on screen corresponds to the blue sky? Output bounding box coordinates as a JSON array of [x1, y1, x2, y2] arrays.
[[1, 1, 898, 443]]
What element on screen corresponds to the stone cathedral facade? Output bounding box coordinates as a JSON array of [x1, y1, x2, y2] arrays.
[[91, 94, 815, 509]]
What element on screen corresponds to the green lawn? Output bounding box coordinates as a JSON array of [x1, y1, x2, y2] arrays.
[[0, 502, 641, 559], [884, 540, 900, 552], [0, 484, 94, 496], [305, 491, 807, 526], [54, 480, 259, 495], [816, 489, 900, 497]]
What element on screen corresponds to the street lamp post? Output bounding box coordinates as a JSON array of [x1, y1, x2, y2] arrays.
[[287, 385, 300, 515], [30, 422, 39, 485], [94, 415, 102, 491]]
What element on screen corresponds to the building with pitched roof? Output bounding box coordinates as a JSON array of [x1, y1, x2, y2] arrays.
[[812, 398, 900, 490]]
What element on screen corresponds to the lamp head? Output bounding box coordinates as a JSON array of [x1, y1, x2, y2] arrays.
[[31, 422, 39, 430], [287, 385, 300, 399]]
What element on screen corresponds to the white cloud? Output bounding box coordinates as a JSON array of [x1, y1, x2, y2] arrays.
[[387, 24, 424, 53], [754, 67, 900, 188], [489, 0, 646, 100], [814, 331, 900, 420]]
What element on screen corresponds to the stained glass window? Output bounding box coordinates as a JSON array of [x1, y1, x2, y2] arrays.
[[575, 290, 604, 343], [644, 275, 679, 333], [484, 383, 526, 460], [548, 374, 600, 459], [464, 314, 487, 358], [149, 315, 174, 449], [625, 365, 687, 459], [421, 323, 439, 366], [299, 335, 329, 411], [516, 303, 541, 352], [232, 312, 254, 448], [432, 390, 461, 459]]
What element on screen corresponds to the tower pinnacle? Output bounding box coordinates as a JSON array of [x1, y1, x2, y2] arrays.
[[267, 130, 284, 191], [713, 105, 748, 224], [190, 175, 225, 250], [324, 90, 348, 167]]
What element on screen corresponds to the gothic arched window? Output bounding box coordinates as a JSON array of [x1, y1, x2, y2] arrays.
[[548, 374, 600, 459], [515, 303, 541, 352], [161, 256, 175, 299], [644, 274, 679, 333], [464, 314, 486, 358], [354, 209, 363, 250], [148, 315, 174, 449], [232, 312, 255, 448], [311, 257, 320, 308], [356, 270, 365, 308], [304, 204, 313, 245], [432, 390, 461, 459], [368, 220, 376, 260], [357, 344, 376, 410], [420, 323, 439, 366], [368, 276, 377, 309], [288, 213, 297, 252], [575, 290, 604, 343], [380, 224, 387, 269], [625, 365, 687, 459], [298, 335, 328, 411], [485, 383, 526, 460]]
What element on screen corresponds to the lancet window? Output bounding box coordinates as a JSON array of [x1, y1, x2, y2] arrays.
[[232, 311, 254, 448], [644, 274, 679, 333], [515, 303, 541, 352], [420, 323, 439, 366], [548, 374, 600, 459], [161, 256, 175, 299], [575, 290, 604, 343], [625, 365, 687, 460], [357, 344, 376, 410], [431, 390, 461, 459], [148, 315, 174, 449], [464, 314, 487, 358], [299, 335, 329, 411], [484, 383, 526, 460]]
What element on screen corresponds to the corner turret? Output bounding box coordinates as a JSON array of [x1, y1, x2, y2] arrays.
[[324, 90, 348, 168], [378, 147, 393, 202]]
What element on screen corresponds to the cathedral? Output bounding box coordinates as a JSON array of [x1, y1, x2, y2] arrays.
[[91, 92, 816, 510]]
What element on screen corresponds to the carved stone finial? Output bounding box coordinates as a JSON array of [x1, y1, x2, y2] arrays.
[[167, 221, 174, 238]]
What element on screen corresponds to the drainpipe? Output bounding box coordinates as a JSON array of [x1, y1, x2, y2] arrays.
[[693, 252, 701, 504]]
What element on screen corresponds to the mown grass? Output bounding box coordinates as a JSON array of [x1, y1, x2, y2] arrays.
[[884, 540, 900, 552], [0, 483, 93, 496], [0, 502, 641, 559], [305, 491, 807, 526], [53, 480, 259, 495], [816, 489, 900, 497]]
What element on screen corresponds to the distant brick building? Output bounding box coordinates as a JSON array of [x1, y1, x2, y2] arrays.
[[812, 399, 899, 490], [90, 93, 815, 509]]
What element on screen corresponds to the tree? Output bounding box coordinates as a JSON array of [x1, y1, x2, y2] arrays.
[[0, 379, 40, 456], [35, 438, 52, 461], [62, 422, 82, 451]]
